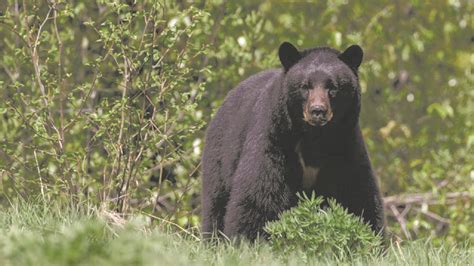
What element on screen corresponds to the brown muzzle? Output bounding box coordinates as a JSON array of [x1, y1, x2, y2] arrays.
[[303, 86, 333, 126]]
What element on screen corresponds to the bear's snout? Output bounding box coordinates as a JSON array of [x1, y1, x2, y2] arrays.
[[304, 88, 333, 126], [304, 105, 333, 126], [310, 105, 327, 119]]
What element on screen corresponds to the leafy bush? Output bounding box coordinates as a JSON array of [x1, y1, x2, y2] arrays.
[[265, 194, 383, 259], [0, 1, 209, 226]]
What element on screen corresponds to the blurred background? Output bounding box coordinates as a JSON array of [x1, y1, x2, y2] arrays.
[[0, 0, 472, 244]]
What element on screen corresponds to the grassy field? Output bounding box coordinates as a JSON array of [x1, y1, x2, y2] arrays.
[[0, 200, 471, 266]]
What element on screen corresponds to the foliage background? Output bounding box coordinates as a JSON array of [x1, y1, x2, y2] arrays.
[[0, 0, 472, 245]]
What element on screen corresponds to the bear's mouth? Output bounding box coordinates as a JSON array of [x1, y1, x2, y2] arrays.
[[303, 111, 333, 127]]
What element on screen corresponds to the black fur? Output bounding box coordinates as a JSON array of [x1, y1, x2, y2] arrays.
[[201, 42, 385, 241]]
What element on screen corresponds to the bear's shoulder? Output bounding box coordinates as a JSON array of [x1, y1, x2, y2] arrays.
[[219, 68, 282, 113], [236, 69, 282, 93]]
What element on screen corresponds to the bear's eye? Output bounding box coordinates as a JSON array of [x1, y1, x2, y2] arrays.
[[300, 83, 310, 90], [329, 88, 338, 98]]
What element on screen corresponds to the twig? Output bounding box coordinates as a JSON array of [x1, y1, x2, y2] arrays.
[[384, 191, 470, 238], [141, 211, 200, 242], [30, 6, 53, 106], [389, 205, 412, 239], [384, 191, 471, 206], [33, 149, 46, 201], [413, 207, 450, 225]]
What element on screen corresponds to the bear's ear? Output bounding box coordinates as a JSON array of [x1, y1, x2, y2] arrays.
[[338, 45, 363, 71], [279, 42, 301, 72]]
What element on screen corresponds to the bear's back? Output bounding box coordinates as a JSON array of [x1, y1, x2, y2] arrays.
[[202, 69, 281, 183], [222, 69, 280, 117], [208, 68, 281, 134]]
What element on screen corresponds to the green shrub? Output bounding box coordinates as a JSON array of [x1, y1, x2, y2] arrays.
[[265, 194, 383, 259], [0, 1, 210, 226]]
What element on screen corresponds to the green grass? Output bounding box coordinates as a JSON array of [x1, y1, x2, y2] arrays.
[[0, 200, 471, 266]]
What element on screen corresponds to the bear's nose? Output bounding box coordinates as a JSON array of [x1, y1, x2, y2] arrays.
[[310, 106, 327, 118]]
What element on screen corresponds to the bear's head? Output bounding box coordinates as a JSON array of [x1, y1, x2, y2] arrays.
[[279, 42, 362, 128]]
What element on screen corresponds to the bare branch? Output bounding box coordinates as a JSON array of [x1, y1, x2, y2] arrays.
[[384, 191, 471, 206]]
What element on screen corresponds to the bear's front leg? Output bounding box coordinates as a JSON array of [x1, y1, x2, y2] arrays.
[[222, 165, 297, 241]]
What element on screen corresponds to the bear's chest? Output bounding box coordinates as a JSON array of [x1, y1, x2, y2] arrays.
[[295, 141, 320, 190]]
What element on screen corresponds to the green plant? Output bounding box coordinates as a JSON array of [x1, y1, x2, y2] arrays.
[[265, 194, 383, 260], [0, 1, 210, 226]]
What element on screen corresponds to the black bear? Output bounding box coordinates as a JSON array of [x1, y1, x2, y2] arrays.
[[201, 42, 385, 241]]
